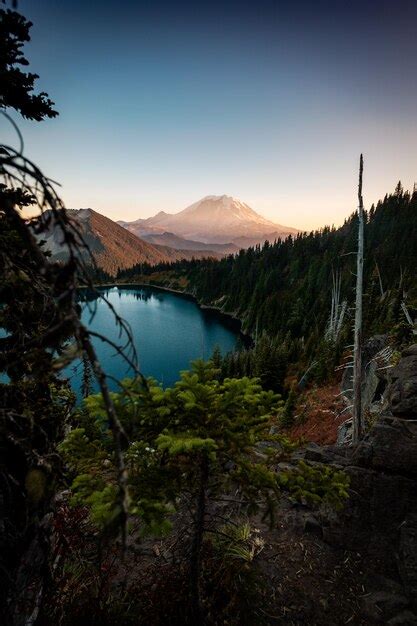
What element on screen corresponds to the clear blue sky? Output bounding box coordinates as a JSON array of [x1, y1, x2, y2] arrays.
[[4, 0, 417, 229]]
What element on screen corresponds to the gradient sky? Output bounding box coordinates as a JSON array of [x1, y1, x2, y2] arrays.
[[3, 0, 417, 230]]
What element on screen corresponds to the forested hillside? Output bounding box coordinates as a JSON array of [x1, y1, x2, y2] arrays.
[[118, 184, 417, 381]]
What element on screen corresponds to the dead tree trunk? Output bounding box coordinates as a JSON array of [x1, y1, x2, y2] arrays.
[[375, 261, 384, 297], [352, 154, 364, 444], [189, 455, 209, 623]]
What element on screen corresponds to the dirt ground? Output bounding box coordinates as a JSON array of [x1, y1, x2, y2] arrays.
[[255, 508, 377, 625], [286, 383, 347, 445]]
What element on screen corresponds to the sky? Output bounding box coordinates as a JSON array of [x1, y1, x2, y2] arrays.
[[3, 0, 417, 230]]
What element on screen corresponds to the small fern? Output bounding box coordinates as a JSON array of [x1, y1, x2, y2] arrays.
[[215, 520, 265, 563]]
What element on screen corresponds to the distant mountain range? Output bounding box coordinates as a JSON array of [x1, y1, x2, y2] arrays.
[[35, 197, 298, 276], [118, 195, 298, 246], [36, 209, 224, 275]]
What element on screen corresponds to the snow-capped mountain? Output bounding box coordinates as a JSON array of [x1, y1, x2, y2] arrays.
[[120, 195, 299, 245]]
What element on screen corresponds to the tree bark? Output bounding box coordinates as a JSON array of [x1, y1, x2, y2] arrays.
[[189, 455, 209, 623]]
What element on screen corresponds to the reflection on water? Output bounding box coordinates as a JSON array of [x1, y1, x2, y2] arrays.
[[67, 286, 242, 396]]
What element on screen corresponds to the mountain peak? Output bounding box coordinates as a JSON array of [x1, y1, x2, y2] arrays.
[[179, 195, 276, 227], [193, 194, 243, 204], [200, 194, 235, 202], [132, 195, 299, 244], [120, 195, 299, 245]]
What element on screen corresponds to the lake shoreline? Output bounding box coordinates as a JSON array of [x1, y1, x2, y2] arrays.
[[91, 282, 252, 345], [72, 283, 246, 394]]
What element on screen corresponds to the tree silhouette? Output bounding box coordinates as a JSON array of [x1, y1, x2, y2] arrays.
[[0, 8, 57, 120]]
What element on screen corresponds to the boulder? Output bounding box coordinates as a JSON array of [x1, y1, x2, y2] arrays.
[[351, 417, 417, 477], [303, 514, 323, 538], [322, 464, 417, 552], [337, 418, 352, 446], [389, 345, 417, 417], [292, 442, 349, 466]]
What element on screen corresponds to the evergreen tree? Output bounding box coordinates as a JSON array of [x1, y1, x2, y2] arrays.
[[281, 386, 297, 428], [0, 8, 58, 120], [61, 360, 349, 621], [210, 344, 223, 371]]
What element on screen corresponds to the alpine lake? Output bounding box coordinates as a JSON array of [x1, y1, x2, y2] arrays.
[[66, 286, 245, 396]]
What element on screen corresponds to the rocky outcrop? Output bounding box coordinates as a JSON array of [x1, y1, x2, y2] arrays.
[[389, 344, 417, 417], [341, 335, 390, 408], [351, 417, 417, 477], [338, 335, 392, 445], [296, 344, 417, 623]]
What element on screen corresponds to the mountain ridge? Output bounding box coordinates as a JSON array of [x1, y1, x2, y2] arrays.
[[36, 208, 225, 275]]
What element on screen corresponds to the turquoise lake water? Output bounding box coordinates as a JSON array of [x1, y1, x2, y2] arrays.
[[65, 286, 242, 395]]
